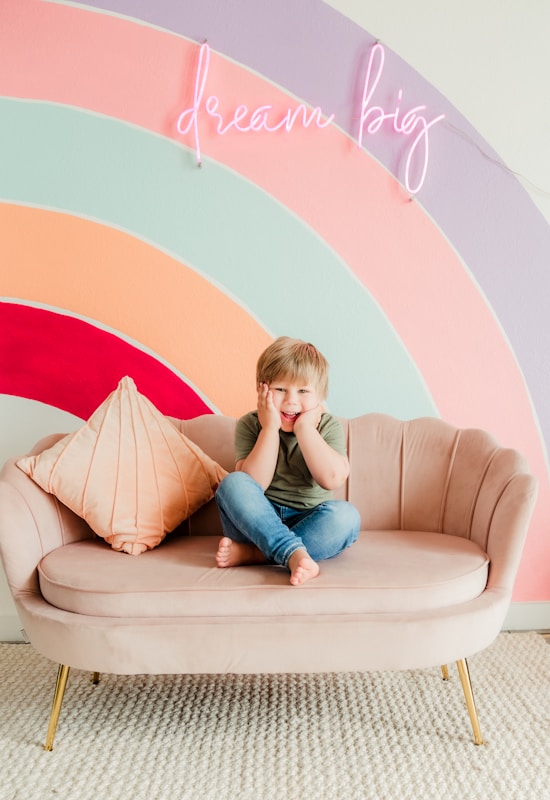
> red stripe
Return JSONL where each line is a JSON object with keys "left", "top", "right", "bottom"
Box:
{"left": 0, "top": 303, "right": 211, "bottom": 420}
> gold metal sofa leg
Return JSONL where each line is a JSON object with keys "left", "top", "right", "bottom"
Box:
{"left": 441, "top": 664, "right": 450, "bottom": 681}
{"left": 44, "top": 664, "right": 70, "bottom": 751}
{"left": 456, "top": 658, "right": 484, "bottom": 745}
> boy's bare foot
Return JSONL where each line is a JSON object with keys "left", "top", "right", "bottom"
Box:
{"left": 216, "top": 537, "right": 267, "bottom": 568}
{"left": 288, "top": 549, "right": 320, "bottom": 586}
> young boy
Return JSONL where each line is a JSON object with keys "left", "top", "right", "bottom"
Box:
{"left": 215, "top": 337, "right": 360, "bottom": 586}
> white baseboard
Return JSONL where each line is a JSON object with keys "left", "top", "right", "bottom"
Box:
{"left": 2, "top": 604, "right": 550, "bottom": 645}
{"left": 502, "top": 602, "right": 550, "bottom": 632}
{"left": 0, "top": 613, "right": 26, "bottom": 643}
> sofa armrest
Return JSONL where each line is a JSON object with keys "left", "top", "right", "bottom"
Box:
{"left": 0, "top": 456, "right": 94, "bottom": 597}
{"left": 484, "top": 471, "right": 538, "bottom": 593}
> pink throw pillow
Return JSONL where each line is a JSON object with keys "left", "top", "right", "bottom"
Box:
{"left": 17, "top": 376, "right": 227, "bottom": 554}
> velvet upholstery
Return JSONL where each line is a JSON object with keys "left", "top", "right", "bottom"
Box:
{"left": 0, "top": 413, "right": 538, "bottom": 677}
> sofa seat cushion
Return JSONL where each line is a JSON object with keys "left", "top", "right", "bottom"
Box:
{"left": 38, "top": 531, "right": 489, "bottom": 618}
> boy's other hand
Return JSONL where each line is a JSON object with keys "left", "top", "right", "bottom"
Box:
{"left": 257, "top": 383, "right": 281, "bottom": 431}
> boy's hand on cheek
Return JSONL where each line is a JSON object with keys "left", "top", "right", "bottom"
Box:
{"left": 257, "top": 383, "right": 281, "bottom": 431}
{"left": 294, "top": 404, "right": 323, "bottom": 434}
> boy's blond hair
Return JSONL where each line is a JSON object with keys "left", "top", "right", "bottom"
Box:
{"left": 256, "top": 337, "right": 329, "bottom": 400}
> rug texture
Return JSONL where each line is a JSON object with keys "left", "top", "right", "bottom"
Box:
{"left": 0, "top": 632, "right": 549, "bottom": 800}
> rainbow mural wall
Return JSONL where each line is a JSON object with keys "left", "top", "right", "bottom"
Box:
{"left": 1, "top": 0, "right": 549, "bottom": 603}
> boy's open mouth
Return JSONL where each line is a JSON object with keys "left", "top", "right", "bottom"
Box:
{"left": 281, "top": 411, "right": 299, "bottom": 422}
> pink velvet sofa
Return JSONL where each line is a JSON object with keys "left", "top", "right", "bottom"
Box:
{"left": 0, "top": 412, "right": 538, "bottom": 750}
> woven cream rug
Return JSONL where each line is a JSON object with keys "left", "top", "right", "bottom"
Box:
{"left": 1, "top": 632, "right": 549, "bottom": 800}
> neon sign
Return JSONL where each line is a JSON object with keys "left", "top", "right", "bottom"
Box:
{"left": 358, "top": 43, "right": 445, "bottom": 194}
{"left": 177, "top": 42, "right": 334, "bottom": 166}
{"left": 176, "top": 42, "right": 445, "bottom": 194}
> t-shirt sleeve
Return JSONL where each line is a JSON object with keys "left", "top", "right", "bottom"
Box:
{"left": 319, "top": 414, "right": 347, "bottom": 456}
{"left": 234, "top": 412, "right": 261, "bottom": 464}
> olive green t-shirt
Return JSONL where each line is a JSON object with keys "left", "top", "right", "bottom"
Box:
{"left": 234, "top": 411, "right": 347, "bottom": 510}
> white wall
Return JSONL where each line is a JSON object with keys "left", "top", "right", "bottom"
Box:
{"left": 0, "top": 399, "right": 82, "bottom": 640}
{"left": 325, "top": 0, "right": 550, "bottom": 226}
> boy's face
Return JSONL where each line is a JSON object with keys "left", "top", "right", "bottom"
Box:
{"left": 267, "top": 375, "right": 322, "bottom": 432}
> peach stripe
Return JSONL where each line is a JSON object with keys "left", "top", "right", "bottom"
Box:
{"left": 0, "top": 204, "right": 269, "bottom": 417}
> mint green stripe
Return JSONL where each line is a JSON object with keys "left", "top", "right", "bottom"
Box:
{"left": 0, "top": 100, "right": 436, "bottom": 419}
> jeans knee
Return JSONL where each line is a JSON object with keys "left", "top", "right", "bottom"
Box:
{"left": 348, "top": 506, "right": 361, "bottom": 545}
{"left": 216, "top": 471, "right": 248, "bottom": 501}
{"left": 215, "top": 471, "right": 267, "bottom": 520}
{"left": 347, "top": 502, "right": 361, "bottom": 536}
{"left": 331, "top": 501, "right": 361, "bottom": 545}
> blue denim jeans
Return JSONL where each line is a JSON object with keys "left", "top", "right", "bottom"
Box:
{"left": 215, "top": 471, "right": 360, "bottom": 567}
